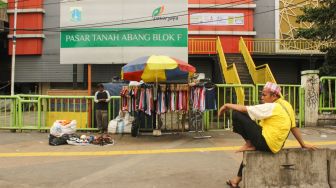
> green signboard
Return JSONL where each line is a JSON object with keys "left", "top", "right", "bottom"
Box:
{"left": 60, "top": 0, "right": 188, "bottom": 64}
{"left": 61, "top": 28, "right": 187, "bottom": 48}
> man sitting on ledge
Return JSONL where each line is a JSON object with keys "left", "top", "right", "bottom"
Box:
{"left": 218, "top": 82, "right": 317, "bottom": 188}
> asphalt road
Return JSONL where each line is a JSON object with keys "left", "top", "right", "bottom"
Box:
{"left": 0, "top": 127, "right": 335, "bottom": 188}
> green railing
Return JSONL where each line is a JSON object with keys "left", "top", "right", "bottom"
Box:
{"left": 40, "top": 96, "right": 94, "bottom": 130}
{"left": 0, "top": 95, "right": 19, "bottom": 129}
{"left": 17, "top": 94, "right": 41, "bottom": 130}
{"left": 256, "top": 84, "right": 304, "bottom": 128}
{"left": 319, "top": 77, "right": 336, "bottom": 113}
{"left": 0, "top": 83, "right": 311, "bottom": 131}
{"left": 0, "top": 95, "right": 121, "bottom": 131}
{"left": 207, "top": 84, "right": 255, "bottom": 130}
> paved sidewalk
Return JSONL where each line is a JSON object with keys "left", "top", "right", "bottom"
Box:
{"left": 0, "top": 127, "right": 335, "bottom": 188}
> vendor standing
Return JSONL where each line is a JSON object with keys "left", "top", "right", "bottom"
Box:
{"left": 94, "top": 84, "right": 110, "bottom": 133}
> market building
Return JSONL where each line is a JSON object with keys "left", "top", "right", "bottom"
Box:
{"left": 0, "top": 0, "right": 325, "bottom": 95}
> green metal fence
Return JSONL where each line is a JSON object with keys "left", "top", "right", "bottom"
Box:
{"left": 0, "top": 95, "right": 19, "bottom": 129}
{"left": 319, "top": 76, "right": 336, "bottom": 113}
{"left": 39, "top": 96, "right": 94, "bottom": 130}
{"left": 108, "top": 96, "right": 122, "bottom": 121}
{"left": 208, "top": 84, "right": 256, "bottom": 130}
{"left": 0, "top": 95, "right": 122, "bottom": 131}
{"left": 17, "top": 94, "right": 41, "bottom": 130}
{"left": 0, "top": 82, "right": 313, "bottom": 131}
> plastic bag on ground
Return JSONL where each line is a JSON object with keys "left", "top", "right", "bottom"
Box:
{"left": 108, "top": 111, "right": 133, "bottom": 134}
{"left": 50, "top": 120, "right": 77, "bottom": 137}
{"left": 49, "top": 134, "right": 70, "bottom": 146}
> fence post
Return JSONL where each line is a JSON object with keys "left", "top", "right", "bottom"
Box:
{"left": 37, "top": 96, "right": 41, "bottom": 129}
{"left": 301, "top": 70, "right": 319, "bottom": 126}
{"left": 17, "top": 96, "right": 22, "bottom": 129}
{"left": 299, "top": 87, "right": 305, "bottom": 128}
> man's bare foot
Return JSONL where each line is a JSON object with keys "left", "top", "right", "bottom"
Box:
{"left": 236, "top": 143, "right": 256, "bottom": 153}
{"left": 226, "top": 177, "right": 242, "bottom": 188}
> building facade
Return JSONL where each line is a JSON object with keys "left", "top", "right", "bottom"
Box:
{"left": 1, "top": 0, "right": 325, "bottom": 94}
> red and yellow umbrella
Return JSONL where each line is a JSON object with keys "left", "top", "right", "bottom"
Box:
{"left": 121, "top": 55, "right": 196, "bottom": 82}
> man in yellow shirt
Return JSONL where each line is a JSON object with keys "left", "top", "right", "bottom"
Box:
{"left": 218, "top": 82, "right": 316, "bottom": 188}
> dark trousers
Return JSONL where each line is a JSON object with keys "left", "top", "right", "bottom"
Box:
{"left": 232, "top": 110, "right": 271, "bottom": 177}
{"left": 96, "top": 110, "right": 108, "bottom": 133}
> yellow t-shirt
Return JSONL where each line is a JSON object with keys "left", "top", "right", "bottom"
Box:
{"left": 246, "top": 98, "right": 296, "bottom": 153}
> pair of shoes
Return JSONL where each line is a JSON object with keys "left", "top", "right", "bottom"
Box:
{"left": 226, "top": 180, "right": 240, "bottom": 188}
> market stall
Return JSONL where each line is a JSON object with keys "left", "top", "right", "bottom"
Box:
{"left": 120, "top": 55, "right": 216, "bottom": 136}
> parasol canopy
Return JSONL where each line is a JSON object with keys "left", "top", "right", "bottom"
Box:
{"left": 121, "top": 55, "right": 196, "bottom": 83}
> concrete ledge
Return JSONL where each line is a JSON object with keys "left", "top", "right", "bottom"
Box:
{"left": 301, "top": 70, "right": 320, "bottom": 75}
{"left": 319, "top": 114, "right": 336, "bottom": 119}
{"left": 318, "top": 114, "right": 336, "bottom": 126}
{"left": 243, "top": 148, "right": 331, "bottom": 188}
{"left": 329, "top": 149, "right": 336, "bottom": 188}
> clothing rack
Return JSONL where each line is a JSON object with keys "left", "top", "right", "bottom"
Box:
{"left": 120, "top": 82, "right": 217, "bottom": 135}
{"left": 189, "top": 81, "right": 217, "bottom": 139}
{"left": 120, "top": 83, "right": 190, "bottom": 134}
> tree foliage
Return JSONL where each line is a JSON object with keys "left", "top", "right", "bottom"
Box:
{"left": 296, "top": 0, "right": 336, "bottom": 76}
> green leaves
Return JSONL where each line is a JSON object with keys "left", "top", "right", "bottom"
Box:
{"left": 296, "top": 0, "right": 336, "bottom": 76}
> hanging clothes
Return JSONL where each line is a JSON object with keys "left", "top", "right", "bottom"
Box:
{"left": 120, "top": 87, "right": 129, "bottom": 111}
{"left": 121, "top": 84, "right": 190, "bottom": 115}
{"left": 190, "top": 82, "right": 216, "bottom": 112}
{"left": 205, "top": 87, "right": 217, "bottom": 110}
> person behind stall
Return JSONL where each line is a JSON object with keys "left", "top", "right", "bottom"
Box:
{"left": 112, "top": 76, "right": 121, "bottom": 82}
{"left": 218, "top": 82, "right": 317, "bottom": 188}
{"left": 94, "top": 84, "right": 111, "bottom": 133}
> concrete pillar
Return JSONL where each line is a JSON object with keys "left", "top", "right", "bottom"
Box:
{"left": 301, "top": 70, "right": 319, "bottom": 127}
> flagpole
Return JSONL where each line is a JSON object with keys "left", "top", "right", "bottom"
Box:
{"left": 10, "top": 0, "right": 18, "bottom": 95}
